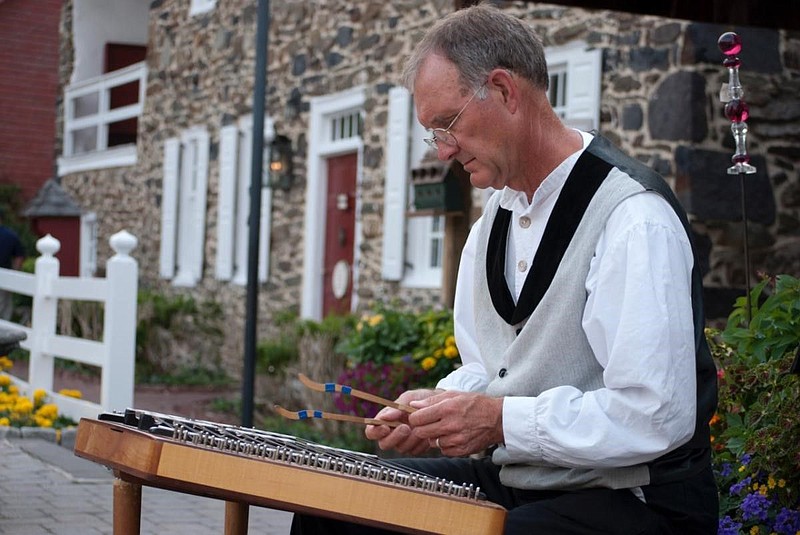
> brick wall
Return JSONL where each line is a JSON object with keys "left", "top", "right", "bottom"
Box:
{"left": 0, "top": 0, "right": 62, "bottom": 203}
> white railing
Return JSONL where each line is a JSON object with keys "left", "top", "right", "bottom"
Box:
{"left": 59, "top": 62, "right": 147, "bottom": 175}
{"left": 0, "top": 231, "right": 138, "bottom": 422}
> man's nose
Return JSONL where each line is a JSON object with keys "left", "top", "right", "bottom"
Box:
{"left": 437, "top": 143, "right": 458, "bottom": 161}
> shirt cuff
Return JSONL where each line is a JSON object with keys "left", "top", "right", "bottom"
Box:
{"left": 500, "top": 396, "right": 544, "bottom": 463}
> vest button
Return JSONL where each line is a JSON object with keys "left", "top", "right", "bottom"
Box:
{"left": 498, "top": 368, "right": 507, "bottom": 378}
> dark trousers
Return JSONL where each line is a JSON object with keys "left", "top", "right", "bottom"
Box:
{"left": 290, "top": 456, "right": 718, "bottom": 534}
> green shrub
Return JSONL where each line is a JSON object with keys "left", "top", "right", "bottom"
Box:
{"left": 334, "top": 304, "right": 419, "bottom": 366}
{"left": 709, "top": 274, "right": 800, "bottom": 534}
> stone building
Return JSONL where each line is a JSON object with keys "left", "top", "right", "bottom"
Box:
{"left": 52, "top": 0, "right": 799, "bottom": 372}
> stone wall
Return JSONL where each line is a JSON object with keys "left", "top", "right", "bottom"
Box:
{"left": 54, "top": 0, "right": 798, "bottom": 373}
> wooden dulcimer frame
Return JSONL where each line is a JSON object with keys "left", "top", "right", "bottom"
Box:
{"left": 73, "top": 411, "right": 506, "bottom": 535}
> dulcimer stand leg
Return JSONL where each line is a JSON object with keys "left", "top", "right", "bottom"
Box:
{"left": 224, "top": 501, "right": 250, "bottom": 535}
{"left": 113, "top": 476, "right": 142, "bottom": 535}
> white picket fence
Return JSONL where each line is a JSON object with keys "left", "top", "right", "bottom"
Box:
{"left": 0, "top": 231, "right": 138, "bottom": 422}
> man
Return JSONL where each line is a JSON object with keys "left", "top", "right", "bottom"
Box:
{"left": 292, "top": 4, "right": 718, "bottom": 534}
{"left": 0, "top": 207, "right": 25, "bottom": 320}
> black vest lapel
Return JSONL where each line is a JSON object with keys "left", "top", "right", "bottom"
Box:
{"left": 486, "top": 150, "right": 613, "bottom": 326}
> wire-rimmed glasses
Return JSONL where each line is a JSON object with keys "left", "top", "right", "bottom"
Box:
{"left": 423, "top": 83, "right": 486, "bottom": 150}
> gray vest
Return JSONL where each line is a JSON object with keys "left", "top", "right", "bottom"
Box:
{"left": 472, "top": 136, "right": 716, "bottom": 490}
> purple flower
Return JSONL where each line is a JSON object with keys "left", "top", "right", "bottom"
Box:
{"left": 739, "top": 453, "right": 752, "bottom": 466}
{"left": 729, "top": 476, "right": 751, "bottom": 496}
{"left": 719, "top": 462, "right": 732, "bottom": 478}
{"left": 740, "top": 491, "right": 770, "bottom": 522}
{"left": 718, "top": 515, "right": 742, "bottom": 535}
{"left": 773, "top": 507, "right": 800, "bottom": 535}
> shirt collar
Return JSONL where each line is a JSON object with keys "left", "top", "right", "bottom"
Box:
{"left": 499, "top": 130, "right": 594, "bottom": 214}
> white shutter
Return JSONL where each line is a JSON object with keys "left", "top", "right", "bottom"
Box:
{"left": 564, "top": 46, "right": 601, "bottom": 131}
{"left": 216, "top": 125, "right": 239, "bottom": 280}
{"left": 159, "top": 137, "right": 181, "bottom": 279}
{"left": 258, "top": 186, "right": 272, "bottom": 282}
{"left": 381, "top": 86, "right": 411, "bottom": 280}
{"left": 233, "top": 119, "right": 253, "bottom": 286}
{"left": 190, "top": 129, "right": 210, "bottom": 283}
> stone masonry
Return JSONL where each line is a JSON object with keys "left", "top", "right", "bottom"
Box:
{"left": 54, "top": 1, "right": 799, "bottom": 373}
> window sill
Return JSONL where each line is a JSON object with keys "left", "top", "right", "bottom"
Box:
{"left": 58, "top": 145, "right": 137, "bottom": 175}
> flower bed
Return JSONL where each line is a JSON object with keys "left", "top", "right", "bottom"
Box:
{"left": 0, "top": 355, "right": 80, "bottom": 430}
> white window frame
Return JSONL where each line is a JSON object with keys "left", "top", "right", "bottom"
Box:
{"left": 215, "top": 116, "right": 275, "bottom": 285}
{"left": 57, "top": 62, "right": 146, "bottom": 175}
{"left": 159, "top": 127, "right": 210, "bottom": 287}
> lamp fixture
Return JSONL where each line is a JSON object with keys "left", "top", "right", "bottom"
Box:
{"left": 268, "top": 134, "right": 293, "bottom": 191}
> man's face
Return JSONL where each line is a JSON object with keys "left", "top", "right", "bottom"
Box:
{"left": 414, "top": 55, "right": 509, "bottom": 191}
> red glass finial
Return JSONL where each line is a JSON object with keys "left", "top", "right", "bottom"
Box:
{"left": 725, "top": 99, "right": 749, "bottom": 123}
{"left": 718, "top": 32, "right": 742, "bottom": 56}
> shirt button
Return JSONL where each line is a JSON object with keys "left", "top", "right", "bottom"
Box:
{"left": 519, "top": 216, "right": 531, "bottom": 229}
{"left": 498, "top": 368, "right": 507, "bottom": 378}
{"left": 517, "top": 260, "right": 528, "bottom": 272}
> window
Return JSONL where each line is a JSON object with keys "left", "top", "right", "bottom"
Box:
{"left": 548, "top": 64, "right": 568, "bottom": 117}
{"left": 159, "top": 127, "right": 210, "bottom": 287}
{"left": 545, "top": 42, "right": 602, "bottom": 131}
{"left": 216, "top": 117, "right": 273, "bottom": 285}
{"left": 58, "top": 62, "right": 147, "bottom": 174}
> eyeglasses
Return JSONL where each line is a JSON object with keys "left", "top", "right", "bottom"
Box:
{"left": 423, "top": 83, "right": 486, "bottom": 150}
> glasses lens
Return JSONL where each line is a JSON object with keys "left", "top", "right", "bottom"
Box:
{"left": 437, "top": 130, "right": 456, "bottom": 147}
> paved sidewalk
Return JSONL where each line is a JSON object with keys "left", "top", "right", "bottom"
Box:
{"left": 0, "top": 438, "right": 293, "bottom": 535}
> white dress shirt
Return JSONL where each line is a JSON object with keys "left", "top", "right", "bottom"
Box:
{"left": 438, "top": 131, "right": 698, "bottom": 468}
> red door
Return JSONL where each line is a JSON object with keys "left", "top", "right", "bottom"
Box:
{"left": 322, "top": 153, "right": 357, "bottom": 317}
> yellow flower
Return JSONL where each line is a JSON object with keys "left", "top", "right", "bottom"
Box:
{"left": 0, "top": 417, "right": 10, "bottom": 426}
{"left": 8, "top": 385, "right": 18, "bottom": 395}
{"left": 768, "top": 476, "right": 776, "bottom": 489}
{"left": 421, "top": 357, "right": 437, "bottom": 371}
{"left": 433, "top": 348, "right": 443, "bottom": 358}
{"left": 739, "top": 465, "right": 746, "bottom": 473}
{"left": 0, "top": 355, "right": 13, "bottom": 371}
{"left": 0, "top": 374, "right": 11, "bottom": 387}
{"left": 36, "top": 403, "right": 59, "bottom": 420}
{"left": 34, "top": 389, "right": 47, "bottom": 405}
{"left": 368, "top": 314, "right": 384, "bottom": 327}
{"left": 749, "top": 526, "right": 759, "bottom": 535}
{"left": 33, "top": 415, "right": 53, "bottom": 428}
{"left": 445, "top": 336, "right": 456, "bottom": 347}
{"left": 58, "top": 389, "right": 83, "bottom": 399}
{"left": 777, "top": 479, "right": 786, "bottom": 488}
{"left": 14, "top": 397, "right": 33, "bottom": 414}
{"left": 443, "top": 345, "right": 459, "bottom": 359}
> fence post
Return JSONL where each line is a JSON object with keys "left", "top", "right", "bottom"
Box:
{"left": 28, "top": 235, "right": 60, "bottom": 394}
{"left": 101, "top": 230, "right": 138, "bottom": 412}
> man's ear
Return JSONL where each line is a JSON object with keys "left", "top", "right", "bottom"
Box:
{"left": 487, "top": 69, "right": 519, "bottom": 114}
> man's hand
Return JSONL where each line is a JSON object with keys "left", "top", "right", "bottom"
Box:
{"left": 408, "top": 391, "right": 504, "bottom": 457}
{"left": 365, "top": 389, "right": 440, "bottom": 455}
